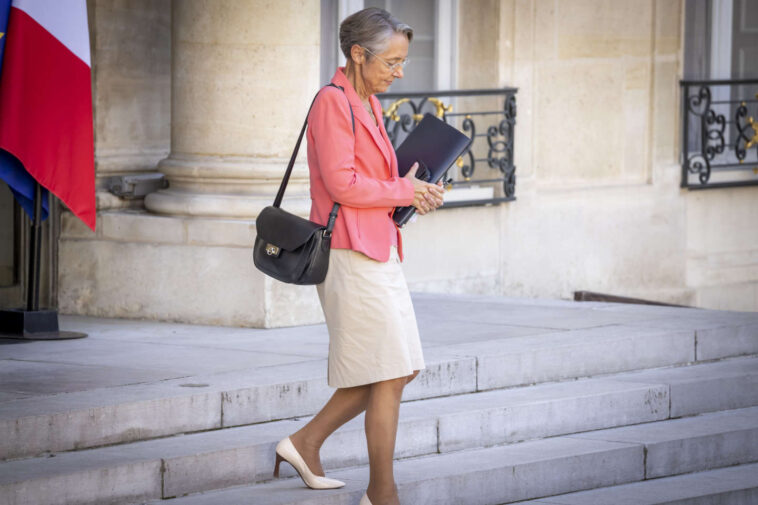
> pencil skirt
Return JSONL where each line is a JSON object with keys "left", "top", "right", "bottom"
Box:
{"left": 316, "top": 246, "right": 426, "bottom": 388}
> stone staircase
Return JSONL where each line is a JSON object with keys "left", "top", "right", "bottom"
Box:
{"left": 1, "top": 294, "right": 757, "bottom": 505}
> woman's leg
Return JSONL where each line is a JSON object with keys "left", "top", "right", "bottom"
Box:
{"left": 287, "top": 369, "right": 419, "bottom": 484}
{"left": 365, "top": 375, "right": 410, "bottom": 505}
{"left": 406, "top": 369, "right": 419, "bottom": 385}
{"left": 289, "top": 384, "right": 371, "bottom": 476}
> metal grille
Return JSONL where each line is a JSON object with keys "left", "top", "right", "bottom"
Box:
{"left": 680, "top": 79, "right": 758, "bottom": 189}
{"left": 378, "top": 87, "right": 518, "bottom": 207}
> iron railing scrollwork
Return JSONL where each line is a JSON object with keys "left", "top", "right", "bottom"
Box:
{"left": 680, "top": 79, "right": 758, "bottom": 189}
{"left": 378, "top": 87, "right": 517, "bottom": 207}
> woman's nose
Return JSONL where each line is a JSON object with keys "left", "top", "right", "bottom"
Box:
{"left": 394, "top": 66, "right": 404, "bottom": 79}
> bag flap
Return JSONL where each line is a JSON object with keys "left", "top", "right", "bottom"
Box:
{"left": 256, "top": 206, "right": 323, "bottom": 251}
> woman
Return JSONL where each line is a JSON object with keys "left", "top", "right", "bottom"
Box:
{"left": 272, "top": 7, "right": 444, "bottom": 505}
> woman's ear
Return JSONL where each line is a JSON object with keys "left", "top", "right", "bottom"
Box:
{"left": 350, "top": 44, "right": 364, "bottom": 65}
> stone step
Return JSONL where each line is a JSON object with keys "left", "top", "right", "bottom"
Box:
{"left": 2, "top": 359, "right": 757, "bottom": 505}
{"left": 0, "top": 323, "right": 708, "bottom": 461}
{"left": 142, "top": 435, "right": 647, "bottom": 505}
{"left": 609, "top": 355, "right": 758, "bottom": 417}
{"left": 441, "top": 323, "right": 696, "bottom": 392}
{"left": 570, "top": 406, "right": 758, "bottom": 479}
{"left": 137, "top": 406, "right": 758, "bottom": 505}
{"left": 514, "top": 462, "right": 758, "bottom": 504}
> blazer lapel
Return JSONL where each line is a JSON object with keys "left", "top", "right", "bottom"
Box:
{"left": 331, "top": 69, "right": 392, "bottom": 172}
{"left": 358, "top": 98, "right": 391, "bottom": 170}
{"left": 376, "top": 100, "right": 399, "bottom": 177}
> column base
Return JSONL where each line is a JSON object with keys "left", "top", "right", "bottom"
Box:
{"left": 58, "top": 211, "right": 324, "bottom": 328}
{"left": 144, "top": 189, "right": 311, "bottom": 219}
{"left": 144, "top": 154, "right": 312, "bottom": 219}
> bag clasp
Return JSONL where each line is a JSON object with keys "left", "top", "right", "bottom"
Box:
{"left": 265, "top": 243, "right": 281, "bottom": 256}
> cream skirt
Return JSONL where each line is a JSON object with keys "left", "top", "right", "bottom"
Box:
{"left": 316, "top": 246, "right": 426, "bottom": 388}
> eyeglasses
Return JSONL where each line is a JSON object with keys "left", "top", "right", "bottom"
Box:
{"left": 362, "top": 46, "right": 409, "bottom": 72}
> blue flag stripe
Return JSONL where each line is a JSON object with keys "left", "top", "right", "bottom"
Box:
{"left": 0, "top": 150, "right": 49, "bottom": 220}
{"left": 0, "top": 0, "right": 10, "bottom": 73}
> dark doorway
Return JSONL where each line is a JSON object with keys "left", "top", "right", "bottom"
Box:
{"left": 0, "top": 181, "right": 59, "bottom": 310}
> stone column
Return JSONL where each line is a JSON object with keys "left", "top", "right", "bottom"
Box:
{"left": 145, "top": 0, "right": 319, "bottom": 219}
{"left": 89, "top": 0, "right": 171, "bottom": 210}
{"left": 58, "top": 1, "right": 324, "bottom": 328}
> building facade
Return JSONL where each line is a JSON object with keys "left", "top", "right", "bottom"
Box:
{"left": 0, "top": 0, "right": 756, "bottom": 326}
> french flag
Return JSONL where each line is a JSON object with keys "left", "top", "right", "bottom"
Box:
{"left": 0, "top": 0, "right": 96, "bottom": 230}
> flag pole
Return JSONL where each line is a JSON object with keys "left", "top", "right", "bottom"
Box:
{"left": 26, "top": 180, "right": 42, "bottom": 311}
{"left": 0, "top": 181, "right": 86, "bottom": 340}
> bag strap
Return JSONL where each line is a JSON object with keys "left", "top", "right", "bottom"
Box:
{"left": 273, "top": 84, "right": 355, "bottom": 236}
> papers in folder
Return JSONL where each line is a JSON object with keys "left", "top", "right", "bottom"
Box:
{"left": 393, "top": 113, "right": 473, "bottom": 227}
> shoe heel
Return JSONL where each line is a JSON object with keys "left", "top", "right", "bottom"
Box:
{"left": 273, "top": 436, "right": 345, "bottom": 489}
{"left": 273, "top": 452, "right": 283, "bottom": 478}
{"left": 359, "top": 493, "right": 373, "bottom": 505}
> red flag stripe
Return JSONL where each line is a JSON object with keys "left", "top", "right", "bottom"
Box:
{"left": 0, "top": 6, "right": 95, "bottom": 230}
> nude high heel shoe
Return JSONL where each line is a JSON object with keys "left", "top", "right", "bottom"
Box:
{"left": 359, "top": 493, "right": 372, "bottom": 505}
{"left": 273, "top": 436, "right": 345, "bottom": 489}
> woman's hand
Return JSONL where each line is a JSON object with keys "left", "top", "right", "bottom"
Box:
{"left": 403, "top": 162, "right": 445, "bottom": 215}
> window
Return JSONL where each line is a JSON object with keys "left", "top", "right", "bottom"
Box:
{"left": 681, "top": 0, "right": 758, "bottom": 187}
{"left": 320, "top": 0, "right": 456, "bottom": 91}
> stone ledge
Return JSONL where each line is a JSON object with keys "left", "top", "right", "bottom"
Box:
{"left": 57, "top": 233, "right": 325, "bottom": 328}
{"left": 62, "top": 210, "right": 258, "bottom": 248}
{"left": 99, "top": 211, "right": 187, "bottom": 244}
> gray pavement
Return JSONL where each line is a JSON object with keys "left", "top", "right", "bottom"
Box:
{"left": 0, "top": 293, "right": 602, "bottom": 400}
{"left": 1, "top": 292, "right": 754, "bottom": 402}
{"left": 1, "top": 293, "right": 757, "bottom": 505}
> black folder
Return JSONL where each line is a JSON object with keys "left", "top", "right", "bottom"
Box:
{"left": 393, "top": 113, "right": 473, "bottom": 227}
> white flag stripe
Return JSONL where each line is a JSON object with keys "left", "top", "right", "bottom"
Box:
{"left": 12, "top": 0, "right": 90, "bottom": 66}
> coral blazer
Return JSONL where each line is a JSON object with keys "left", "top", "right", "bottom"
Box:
{"left": 307, "top": 68, "right": 414, "bottom": 263}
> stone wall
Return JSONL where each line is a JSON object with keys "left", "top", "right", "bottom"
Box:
{"left": 402, "top": 0, "right": 758, "bottom": 311}
{"left": 687, "top": 188, "right": 758, "bottom": 311}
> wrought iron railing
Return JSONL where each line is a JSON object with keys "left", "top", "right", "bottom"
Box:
{"left": 680, "top": 79, "right": 758, "bottom": 189}
{"left": 377, "top": 88, "right": 517, "bottom": 207}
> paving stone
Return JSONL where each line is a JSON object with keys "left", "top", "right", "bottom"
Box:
{"left": 412, "top": 295, "right": 645, "bottom": 330}
{"left": 570, "top": 406, "right": 758, "bottom": 478}
{"left": 417, "top": 318, "right": 556, "bottom": 346}
{"left": 0, "top": 359, "right": 179, "bottom": 395}
{"left": 0, "top": 338, "right": 310, "bottom": 374}
{"left": 514, "top": 462, "right": 758, "bottom": 504}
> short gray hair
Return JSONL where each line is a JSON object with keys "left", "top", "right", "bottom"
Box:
{"left": 339, "top": 7, "right": 413, "bottom": 61}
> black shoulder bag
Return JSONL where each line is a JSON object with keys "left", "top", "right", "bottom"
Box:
{"left": 253, "top": 84, "right": 355, "bottom": 285}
